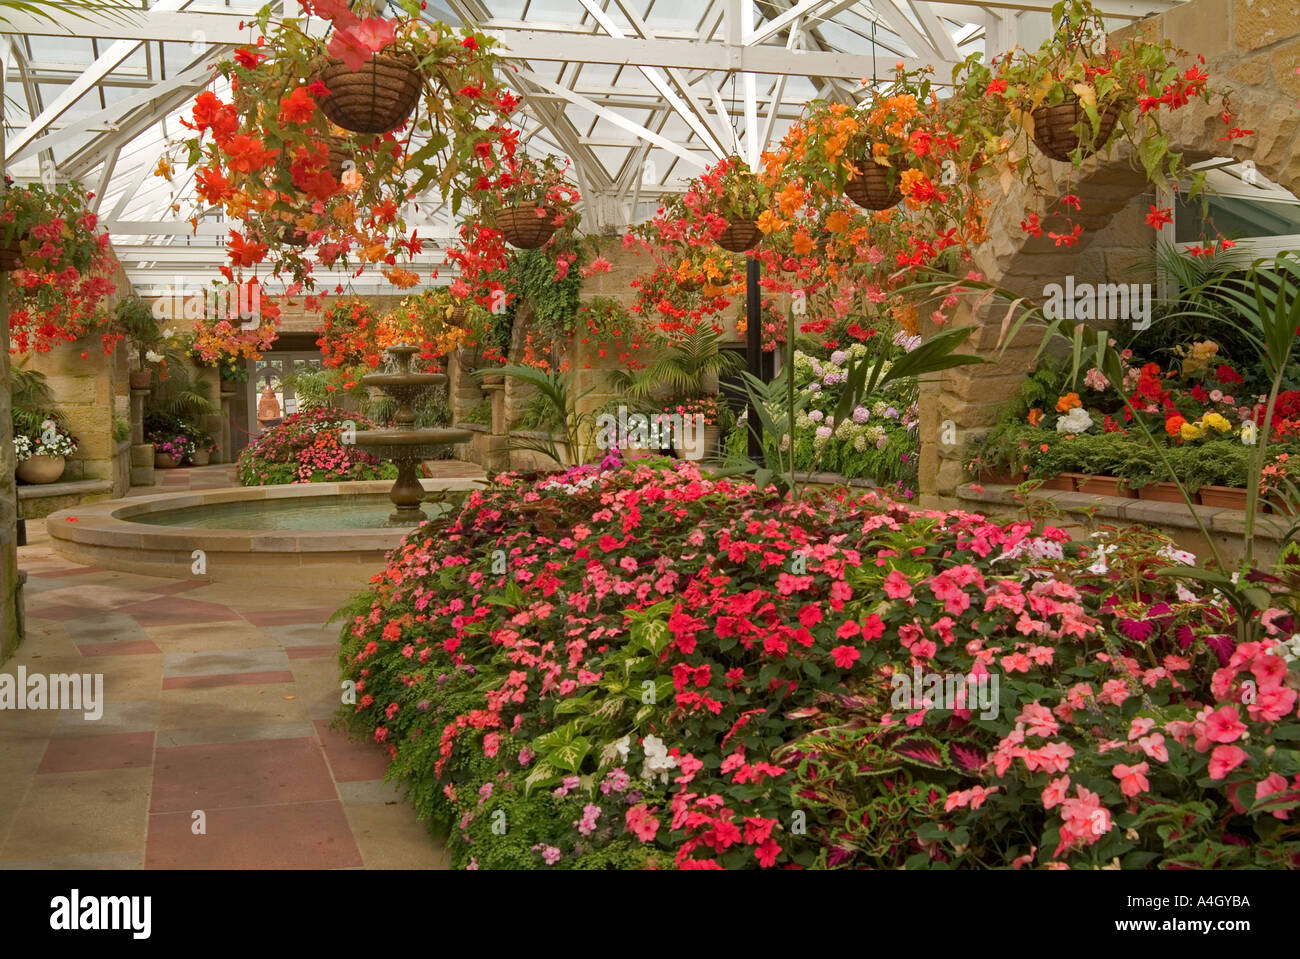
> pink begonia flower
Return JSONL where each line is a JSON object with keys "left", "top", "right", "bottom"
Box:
{"left": 1208, "top": 744, "right": 1249, "bottom": 780}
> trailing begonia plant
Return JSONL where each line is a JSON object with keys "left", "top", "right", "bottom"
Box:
{"left": 173, "top": 0, "right": 517, "bottom": 296}
{"left": 3, "top": 181, "right": 119, "bottom": 355}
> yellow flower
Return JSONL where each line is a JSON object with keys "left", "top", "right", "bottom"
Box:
{"left": 1181, "top": 421, "right": 1204, "bottom": 441}
{"left": 1203, "top": 412, "right": 1231, "bottom": 433}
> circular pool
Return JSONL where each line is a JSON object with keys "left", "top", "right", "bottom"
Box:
{"left": 46, "top": 479, "right": 483, "bottom": 586}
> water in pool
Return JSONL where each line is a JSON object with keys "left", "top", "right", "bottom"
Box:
{"left": 136, "top": 494, "right": 462, "bottom": 531}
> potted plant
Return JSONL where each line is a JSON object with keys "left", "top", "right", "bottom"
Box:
{"left": 1119, "top": 442, "right": 1187, "bottom": 502}
{"left": 190, "top": 433, "right": 218, "bottom": 467}
{"left": 701, "top": 158, "right": 769, "bottom": 253}
{"left": 790, "top": 66, "right": 941, "bottom": 212}
{"left": 665, "top": 394, "right": 730, "bottom": 461}
{"left": 13, "top": 422, "right": 76, "bottom": 484}
{"left": 151, "top": 433, "right": 192, "bottom": 469}
{"left": 174, "top": 1, "right": 514, "bottom": 290}
{"left": 5, "top": 180, "right": 120, "bottom": 356}
{"left": 487, "top": 153, "right": 581, "bottom": 250}
{"left": 1184, "top": 441, "right": 1255, "bottom": 509}
{"left": 114, "top": 296, "right": 164, "bottom": 390}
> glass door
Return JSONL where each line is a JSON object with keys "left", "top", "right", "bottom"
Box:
{"left": 246, "top": 352, "right": 324, "bottom": 439}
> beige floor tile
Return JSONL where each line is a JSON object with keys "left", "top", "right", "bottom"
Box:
{"left": 158, "top": 682, "right": 309, "bottom": 730}
{"left": 0, "top": 767, "right": 152, "bottom": 862}
{"left": 342, "top": 802, "right": 450, "bottom": 870}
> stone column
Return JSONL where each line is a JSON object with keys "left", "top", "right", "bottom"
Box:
{"left": 130, "top": 385, "right": 155, "bottom": 487}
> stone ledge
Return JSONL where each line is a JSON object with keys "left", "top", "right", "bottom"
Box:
{"left": 956, "top": 483, "right": 1289, "bottom": 541}
{"left": 17, "top": 479, "right": 112, "bottom": 502}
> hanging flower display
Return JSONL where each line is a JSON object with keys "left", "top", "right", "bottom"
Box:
{"left": 3, "top": 182, "right": 120, "bottom": 355}
{"left": 172, "top": 0, "right": 518, "bottom": 300}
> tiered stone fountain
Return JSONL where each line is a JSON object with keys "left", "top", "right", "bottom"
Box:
{"left": 354, "top": 344, "right": 472, "bottom": 525}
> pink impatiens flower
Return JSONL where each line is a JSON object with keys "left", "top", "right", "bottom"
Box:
{"left": 883, "top": 569, "right": 912, "bottom": 599}
{"left": 1208, "top": 744, "right": 1248, "bottom": 780}
{"left": 625, "top": 804, "right": 661, "bottom": 842}
{"left": 1113, "top": 762, "right": 1150, "bottom": 798}
{"left": 1204, "top": 705, "right": 1247, "bottom": 744}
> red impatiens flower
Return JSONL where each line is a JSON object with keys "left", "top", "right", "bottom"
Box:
{"left": 831, "top": 645, "right": 860, "bottom": 669}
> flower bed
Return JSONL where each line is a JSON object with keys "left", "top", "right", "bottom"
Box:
{"left": 970, "top": 345, "right": 1300, "bottom": 504}
{"left": 238, "top": 407, "right": 395, "bottom": 485}
{"left": 336, "top": 461, "right": 1300, "bottom": 869}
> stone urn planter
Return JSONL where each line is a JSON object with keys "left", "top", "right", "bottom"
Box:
{"left": 129, "top": 370, "right": 152, "bottom": 391}
{"left": 190, "top": 449, "right": 211, "bottom": 466}
{"left": 673, "top": 424, "right": 722, "bottom": 461}
{"left": 16, "top": 454, "right": 65, "bottom": 484}
{"left": 154, "top": 452, "right": 182, "bottom": 469}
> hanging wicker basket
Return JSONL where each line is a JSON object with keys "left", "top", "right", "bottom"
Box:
{"left": 447, "top": 304, "right": 470, "bottom": 328}
{"left": 0, "top": 231, "right": 27, "bottom": 272}
{"left": 496, "top": 204, "right": 558, "bottom": 249}
{"left": 845, "top": 158, "right": 903, "bottom": 211}
{"left": 327, "top": 134, "right": 353, "bottom": 181}
{"left": 314, "top": 51, "right": 423, "bottom": 135}
{"left": 716, "top": 217, "right": 761, "bottom": 253}
{"left": 1030, "top": 97, "right": 1124, "bottom": 162}
{"left": 280, "top": 226, "right": 309, "bottom": 247}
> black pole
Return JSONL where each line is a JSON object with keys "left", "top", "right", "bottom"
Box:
{"left": 745, "top": 255, "right": 763, "bottom": 460}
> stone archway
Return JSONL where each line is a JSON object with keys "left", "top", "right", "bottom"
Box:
{"left": 920, "top": 0, "right": 1300, "bottom": 505}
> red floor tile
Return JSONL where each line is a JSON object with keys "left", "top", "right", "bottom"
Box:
{"left": 285, "top": 645, "right": 337, "bottom": 660}
{"left": 25, "top": 604, "right": 106, "bottom": 622}
{"left": 149, "top": 737, "right": 336, "bottom": 813}
{"left": 27, "top": 565, "right": 101, "bottom": 578}
{"left": 242, "top": 608, "right": 338, "bottom": 627}
{"left": 313, "top": 720, "right": 391, "bottom": 783}
{"left": 38, "top": 731, "right": 155, "bottom": 773}
{"left": 79, "top": 640, "right": 162, "bottom": 657}
{"left": 145, "top": 801, "right": 363, "bottom": 869}
{"left": 120, "top": 597, "right": 241, "bottom": 626}
{"left": 144, "top": 580, "right": 212, "bottom": 595}
{"left": 161, "top": 669, "right": 295, "bottom": 691}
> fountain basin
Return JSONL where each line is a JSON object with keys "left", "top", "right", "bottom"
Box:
{"left": 46, "top": 478, "right": 484, "bottom": 587}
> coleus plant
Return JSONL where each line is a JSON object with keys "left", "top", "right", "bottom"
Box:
{"left": 173, "top": 0, "right": 518, "bottom": 299}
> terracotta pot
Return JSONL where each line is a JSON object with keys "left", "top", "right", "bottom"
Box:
{"left": 1036, "top": 473, "right": 1078, "bottom": 491}
{"left": 190, "top": 449, "right": 211, "bottom": 466}
{"left": 1267, "top": 495, "right": 1296, "bottom": 516}
{"left": 1136, "top": 481, "right": 1186, "bottom": 503}
{"left": 129, "top": 370, "right": 152, "bottom": 390}
{"left": 314, "top": 51, "right": 422, "bottom": 134}
{"left": 496, "top": 204, "right": 558, "bottom": 249}
{"left": 1030, "top": 97, "right": 1124, "bottom": 162}
{"left": 154, "top": 452, "right": 182, "bottom": 470}
{"left": 16, "top": 454, "right": 65, "bottom": 484}
{"left": 1196, "top": 485, "right": 1256, "bottom": 510}
{"left": 1076, "top": 474, "right": 1136, "bottom": 498}
{"left": 975, "top": 469, "right": 1017, "bottom": 486}
{"left": 845, "top": 157, "right": 903, "bottom": 210}
{"left": 716, "top": 218, "right": 761, "bottom": 253}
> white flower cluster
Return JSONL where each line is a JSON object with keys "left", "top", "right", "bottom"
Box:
{"left": 14, "top": 422, "right": 77, "bottom": 459}
{"left": 1278, "top": 634, "right": 1300, "bottom": 665}
{"left": 639, "top": 734, "right": 678, "bottom": 784}
{"left": 1056, "top": 407, "right": 1094, "bottom": 434}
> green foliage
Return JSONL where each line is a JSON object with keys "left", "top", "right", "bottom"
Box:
{"left": 10, "top": 362, "right": 65, "bottom": 438}
{"left": 462, "top": 399, "right": 492, "bottom": 426}
{"left": 484, "top": 364, "right": 597, "bottom": 465}
{"left": 608, "top": 325, "right": 741, "bottom": 400}
{"left": 505, "top": 248, "right": 583, "bottom": 346}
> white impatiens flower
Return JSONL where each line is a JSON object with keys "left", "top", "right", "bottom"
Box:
{"left": 640, "top": 735, "right": 678, "bottom": 783}
{"left": 1157, "top": 545, "right": 1197, "bottom": 566}
{"left": 1056, "top": 407, "right": 1094, "bottom": 434}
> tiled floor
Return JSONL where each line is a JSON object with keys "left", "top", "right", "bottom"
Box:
{"left": 1, "top": 466, "right": 462, "bottom": 870}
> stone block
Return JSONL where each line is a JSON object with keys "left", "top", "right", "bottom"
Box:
{"left": 1235, "top": 0, "right": 1300, "bottom": 50}
{"left": 1163, "top": 0, "right": 1233, "bottom": 57}
{"left": 130, "top": 443, "right": 155, "bottom": 467}
{"left": 130, "top": 465, "right": 156, "bottom": 487}
{"left": 1228, "top": 51, "right": 1273, "bottom": 85}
